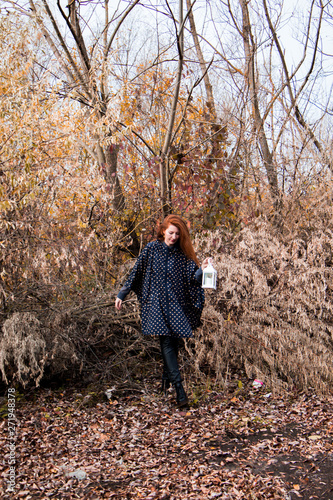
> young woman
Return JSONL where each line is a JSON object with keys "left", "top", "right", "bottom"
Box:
{"left": 115, "top": 215, "right": 209, "bottom": 407}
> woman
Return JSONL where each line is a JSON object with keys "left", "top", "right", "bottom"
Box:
{"left": 115, "top": 215, "right": 209, "bottom": 407}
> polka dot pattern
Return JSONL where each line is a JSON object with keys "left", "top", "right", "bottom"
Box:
{"left": 120, "top": 240, "right": 205, "bottom": 338}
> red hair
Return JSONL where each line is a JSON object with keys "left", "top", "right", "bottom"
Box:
{"left": 157, "top": 215, "right": 199, "bottom": 265}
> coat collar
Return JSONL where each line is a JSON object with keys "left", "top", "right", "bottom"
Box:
{"left": 157, "top": 239, "right": 180, "bottom": 254}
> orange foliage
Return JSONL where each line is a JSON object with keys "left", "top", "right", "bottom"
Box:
{"left": 113, "top": 62, "right": 240, "bottom": 231}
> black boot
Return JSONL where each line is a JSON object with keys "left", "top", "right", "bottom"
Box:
{"left": 160, "top": 336, "right": 187, "bottom": 405}
{"left": 175, "top": 382, "right": 188, "bottom": 407}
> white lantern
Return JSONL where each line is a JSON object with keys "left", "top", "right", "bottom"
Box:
{"left": 202, "top": 258, "right": 217, "bottom": 289}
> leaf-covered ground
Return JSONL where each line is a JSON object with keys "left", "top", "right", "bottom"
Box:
{"left": 1, "top": 381, "right": 332, "bottom": 499}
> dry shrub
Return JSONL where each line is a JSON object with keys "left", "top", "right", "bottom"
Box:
{"left": 189, "top": 220, "right": 333, "bottom": 394}
{"left": 2, "top": 190, "right": 333, "bottom": 394}
{"left": 0, "top": 312, "right": 46, "bottom": 386}
{"left": 44, "top": 313, "right": 79, "bottom": 377}
{"left": 0, "top": 312, "right": 79, "bottom": 386}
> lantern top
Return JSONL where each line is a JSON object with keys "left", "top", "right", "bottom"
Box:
{"left": 205, "top": 258, "right": 215, "bottom": 271}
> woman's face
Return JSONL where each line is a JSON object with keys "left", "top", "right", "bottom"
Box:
{"left": 164, "top": 224, "right": 180, "bottom": 246}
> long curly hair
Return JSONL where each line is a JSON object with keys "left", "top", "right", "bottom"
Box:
{"left": 157, "top": 214, "right": 199, "bottom": 265}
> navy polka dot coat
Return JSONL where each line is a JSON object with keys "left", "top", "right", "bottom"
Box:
{"left": 117, "top": 240, "right": 205, "bottom": 338}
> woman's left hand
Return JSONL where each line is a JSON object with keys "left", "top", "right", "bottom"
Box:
{"left": 115, "top": 297, "right": 123, "bottom": 310}
{"left": 201, "top": 257, "right": 211, "bottom": 270}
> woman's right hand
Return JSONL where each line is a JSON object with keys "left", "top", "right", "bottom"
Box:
{"left": 201, "top": 257, "right": 211, "bottom": 270}
{"left": 115, "top": 298, "right": 123, "bottom": 310}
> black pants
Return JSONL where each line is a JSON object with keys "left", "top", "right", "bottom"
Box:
{"left": 159, "top": 336, "right": 181, "bottom": 385}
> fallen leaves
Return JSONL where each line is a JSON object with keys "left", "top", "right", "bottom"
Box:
{"left": 0, "top": 385, "right": 332, "bottom": 499}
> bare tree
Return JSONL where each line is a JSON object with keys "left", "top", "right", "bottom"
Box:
{"left": 24, "top": 0, "right": 143, "bottom": 213}
{"left": 262, "top": 0, "right": 331, "bottom": 170}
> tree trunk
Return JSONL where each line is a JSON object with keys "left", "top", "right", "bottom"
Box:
{"left": 239, "top": 0, "right": 282, "bottom": 218}
{"left": 186, "top": 0, "right": 216, "bottom": 119}
{"left": 160, "top": 0, "right": 184, "bottom": 218}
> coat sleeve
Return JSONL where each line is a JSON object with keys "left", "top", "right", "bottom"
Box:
{"left": 194, "top": 267, "right": 203, "bottom": 284}
{"left": 185, "top": 259, "right": 205, "bottom": 329}
{"left": 116, "top": 243, "right": 152, "bottom": 301}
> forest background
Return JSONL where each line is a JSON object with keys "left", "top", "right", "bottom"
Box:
{"left": 1, "top": 0, "right": 333, "bottom": 396}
